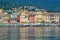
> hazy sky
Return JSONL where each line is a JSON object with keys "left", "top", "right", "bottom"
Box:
{"left": 0, "top": 0, "right": 60, "bottom": 12}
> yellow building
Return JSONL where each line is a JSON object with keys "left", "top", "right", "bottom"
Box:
{"left": 10, "top": 18, "right": 17, "bottom": 23}
{"left": 21, "top": 9, "right": 29, "bottom": 15}
{"left": 0, "top": 9, "right": 3, "bottom": 16}
{"left": 59, "top": 14, "right": 60, "bottom": 23}
{"left": 20, "top": 18, "right": 29, "bottom": 24}
{"left": 20, "top": 9, "right": 29, "bottom": 24}
{"left": 2, "top": 14, "right": 10, "bottom": 20}
{"left": 34, "top": 11, "right": 46, "bottom": 24}
{"left": 2, "top": 14, "right": 11, "bottom": 23}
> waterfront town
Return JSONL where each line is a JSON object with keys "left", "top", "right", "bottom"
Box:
{"left": 0, "top": 6, "right": 60, "bottom": 40}
{"left": 0, "top": 6, "right": 60, "bottom": 25}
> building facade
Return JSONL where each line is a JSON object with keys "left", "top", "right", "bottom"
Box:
{"left": 44, "top": 12, "right": 60, "bottom": 24}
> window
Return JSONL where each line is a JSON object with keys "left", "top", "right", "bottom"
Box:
{"left": 37, "top": 18, "right": 42, "bottom": 20}
{"left": 49, "top": 14, "right": 54, "bottom": 17}
{"left": 0, "top": 17, "right": 2, "bottom": 19}
{"left": 50, "top": 18, "right": 54, "bottom": 20}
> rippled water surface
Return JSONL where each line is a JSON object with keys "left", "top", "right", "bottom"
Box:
{"left": 0, "top": 26, "right": 60, "bottom": 40}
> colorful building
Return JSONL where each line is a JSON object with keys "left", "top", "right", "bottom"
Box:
{"left": 0, "top": 8, "right": 60, "bottom": 24}
{"left": 2, "top": 14, "right": 11, "bottom": 23}
{"left": 0, "top": 9, "right": 3, "bottom": 17}
{"left": 44, "top": 12, "right": 60, "bottom": 23}
{"left": 34, "top": 11, "right": 46, "bottom": 24}
{"left": 20, "top": 18, "right": 29, "bottom": 24}
{"left": 28, "top": 12, "right": 35, "bottom": 24}
{"left": 21, "top": 9, "right": 29, "bottom": 15}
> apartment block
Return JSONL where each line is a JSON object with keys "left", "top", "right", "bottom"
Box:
{"left": 44, "top": 12, "right": 60, "bottom": 23}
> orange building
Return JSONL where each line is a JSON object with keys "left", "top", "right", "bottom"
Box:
{"left": 29, "top": 14, "right": 35, "bottom": 23}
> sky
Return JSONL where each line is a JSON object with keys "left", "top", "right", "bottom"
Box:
{"left": 0, "top": 0, "right": 60, "bottom": 12}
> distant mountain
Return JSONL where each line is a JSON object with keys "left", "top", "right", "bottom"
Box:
{"left": 0, "top": 0, "right": 60, "bottom": 12}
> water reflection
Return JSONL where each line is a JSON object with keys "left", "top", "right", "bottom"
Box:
{"left": 0, "top": 26, "right": 60, "bottom": 40}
